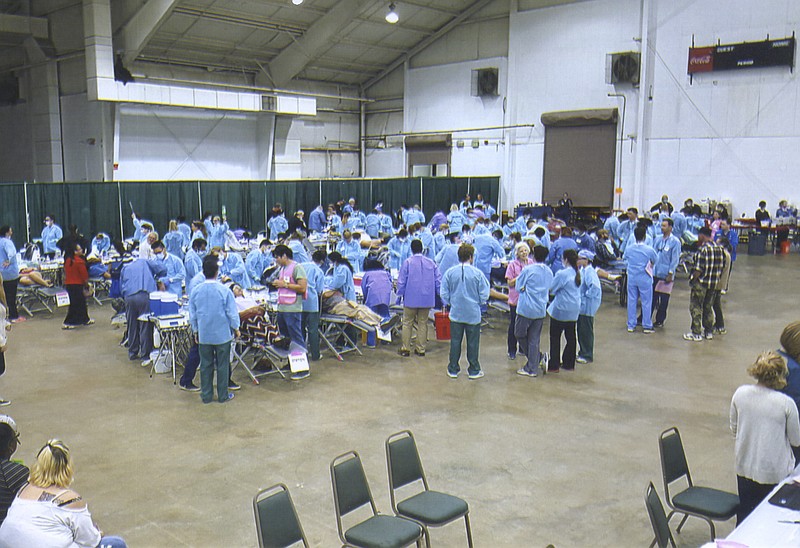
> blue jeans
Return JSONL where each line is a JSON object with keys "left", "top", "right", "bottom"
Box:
{"left": 278, "top": 311, "right": 306, "bottom": 350}
{"left": 448, "top": 321, "right": 481, "bottom": 376}
{"left": 198, "top": 342, "right": 231, "bottom": 403}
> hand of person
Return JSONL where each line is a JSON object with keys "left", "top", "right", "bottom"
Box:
{"left": 131, "top": 213, "right": 136, "bottom": 220}
{"left": 1, "top": 261, "right": 8, "bottom": 268}
{"left": 157, "top": 282, "right": 166, "bottom": 291}
{"left": 0, "top": 345, "right": 5, "bottom": 354}
{"left": 234, "top": 329, "right": 241, "bottom": 339}
{"left": 666, "top": 273, "right": 673, "bottom": 283}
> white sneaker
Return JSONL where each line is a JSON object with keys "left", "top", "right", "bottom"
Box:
{"left": 516, "top": 368, "right": 537, "bottom": 377}
{"left": 468, "top": 370, "right": 485, "bottom": 380}
{"left": 704, "top": 332, "right": 713, "bottom": 340}
{"left": 683, "top": 332, "right": 703, "bottom": 342}
{"left": 539, "top": 352, "right": 550, "bottom": 375}
{"left": 576, "top": 356, "right": 589, "bottom": 364}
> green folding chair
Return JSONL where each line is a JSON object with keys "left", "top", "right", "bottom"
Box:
{"left": 331, "top": 450, "right": 424, "bottom": 548}
{"left": 386, "top": 430, "right": 473, "bottom": 547}
{"left": 253, "top": 483, "right": 309, "bottom": 548}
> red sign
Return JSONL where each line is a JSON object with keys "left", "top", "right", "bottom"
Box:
{"left": 688, "top": 47, "right": 715, "bottom": 73}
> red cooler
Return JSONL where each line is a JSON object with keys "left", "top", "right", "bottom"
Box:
{"left": 435, "top": 309, "right": 450, "bottom": 340}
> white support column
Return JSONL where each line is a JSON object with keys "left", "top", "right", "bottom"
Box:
{"left": 632, "top": 0, "right": 656, "bottom": 210}
{"left": 29, "top": 61, "right": 64, "bottom": 182}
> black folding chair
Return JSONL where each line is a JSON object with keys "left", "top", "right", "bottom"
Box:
{"left": 386, "top": 430, "right": 473, "bottom": 547}
{"left": 253, "top": 483, "right": 309, "bottom": 548}
{"left": 645, "top": 482, "right": 676, "bottom": 548}
{"left": 331, "top": 451, "right": 423, "bottom": 548}
{"left": 658, "top": 427, "right": 739, "bottom": 540}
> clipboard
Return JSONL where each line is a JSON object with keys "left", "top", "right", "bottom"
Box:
{"left": 654, "top": 280, "right": 674, "bottom": 294}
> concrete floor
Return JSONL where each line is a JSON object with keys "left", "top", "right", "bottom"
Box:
{"left": 2, "top": 253, "right": 797, "bottom": 547}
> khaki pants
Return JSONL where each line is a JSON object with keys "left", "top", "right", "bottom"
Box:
{"left": 402, "top": 307, "right": 430, "bottom": 353}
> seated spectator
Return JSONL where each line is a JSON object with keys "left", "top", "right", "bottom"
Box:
{"left": 0, "top": 439, "right": 126, "bottom": 547}
{"left": 0, "top": 416, "right": 26, "bottom": 526}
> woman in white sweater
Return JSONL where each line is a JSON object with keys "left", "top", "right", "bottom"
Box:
{"left": 730, "top": 351, "right": 800, "bottom": 523}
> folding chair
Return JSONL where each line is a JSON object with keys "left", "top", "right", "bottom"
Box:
{"left": 386, "top": 431, "right": 473, "bottom": 547}
{"left": 645, "top": 482, "right": 676, "bottom": 548}
{"left": 88, "top": 277, "right": 112, "bottom": 306}
{"left": 231, "top": 337, "right": 291, "bottom": 384}
{"left": 658, "top": 427, "right": 739, "bottom": 540}
{"left": 17, "top": 286, "right": 60, "bottom": 316}
{"left": 319, "top": 314, "right": 362, "bottom": 361}
{"left": 253, "top": 483, "right": 309, "bottom": 548}
{"left": 331, "top": 451, "right": 424, "bottom": 548}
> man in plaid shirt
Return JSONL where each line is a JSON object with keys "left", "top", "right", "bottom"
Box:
{"left": 684, "top": 227, "right": 726, "bottom": 342}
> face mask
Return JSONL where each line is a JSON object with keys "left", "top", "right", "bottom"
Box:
{"left": 198, "top": 250, "right": 207, "bottom": 258}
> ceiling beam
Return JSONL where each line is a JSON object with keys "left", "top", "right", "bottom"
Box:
{"left": 363, "top": 0, "right": 495, "bottom": 90}
{"left": 115, "top": 0, "right": 180, "bottom": 64}
{"left": 0, "top": 13, "right": 49, "bottom": 40}
{"left": 267, "top": 0, "right": 372, "bottom": 87}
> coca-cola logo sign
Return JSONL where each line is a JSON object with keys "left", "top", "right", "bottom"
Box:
{"left": 688, "top": 47, "right": 715, "bottom": 73}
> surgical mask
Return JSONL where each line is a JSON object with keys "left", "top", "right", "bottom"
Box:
{"left": 198, "top": 250, "right": 207, "bottom": 258}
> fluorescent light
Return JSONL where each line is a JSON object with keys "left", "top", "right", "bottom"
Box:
{"left": 385, "top": 2, "right": 399, "bottom": 23}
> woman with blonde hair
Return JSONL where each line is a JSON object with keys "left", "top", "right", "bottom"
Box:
{"left": 0, "top": 439, "right": 126, "bottom": 547}
{"left": 162, "top": 219, "right": 185, "bottom": 260}
{"left": 730, "top": 352, "right": 800, "bottom": 523}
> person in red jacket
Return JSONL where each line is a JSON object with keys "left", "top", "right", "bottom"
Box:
{"left": 62, "top": 244, "right": 93, "bottom": 329}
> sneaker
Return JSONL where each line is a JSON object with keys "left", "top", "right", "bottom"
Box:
{"left": 10, "top": 317, "right": 25, "bottom": 324}
{"left": 62, "top": 324, "right": 76, "bottom": 330}
{"left": 576, "top": 356, "right": 589, "bottom": 364}
{"left": 516, "top": 368, "right": 537, "bottom": 377}
{"left": 227, "top": 381, "right": 241, "bottom": 391}
{"left": 414, "top": 349, "right": 426, "bottom": 357}
{"left": 683, "top": 332, "right": 703, "bottom": 342}
{"left": 653, "top": 322, "right": 664, "bottom": 328}
{"left": 715, "top": 327, "right": 727, "bottom": 335}
{"left": 179, "top": 382, "right": 200, "bottom": 392}
{"left": 380, "top": 315, "right": 400, "bottom": 331}
{"left": 507, "top": 353, "right": 516, "bottom": 360}
{"left": 627, "top": 327, "right": 635, "bottom": 333}
{"left": 704, "top": 332, "right": 713, "bottom": 340}
{"left": 220, "top": 392, "right": 234, "bottom": 403}
{"left": 643, "top": 328, "right": 655, "bottom": 334}
{"left": 540, "top": 352, "right": 550, "bottom": 375}
{"left": 446, "top": 370, "right": 459, "bottom": 379}
{"left": 0, "top": 399, "right": 10, "bottom": 407}
{"left": 84, "top": 319, "right": 95, "bottom": 326}
{"left": 468, "top": 370, "right": 485, "bottom": 380}
{"left": 398, "top": 349, "right": 410, "bottom": 357}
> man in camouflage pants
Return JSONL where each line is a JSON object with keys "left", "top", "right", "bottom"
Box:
{"left": 684, "top": 227, "right": 725, "bottom": 342}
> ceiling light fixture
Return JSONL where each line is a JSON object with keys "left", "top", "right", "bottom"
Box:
{"left": 291, "top": 0, "right": 303, "bottom": 5}
{"left": 385, "top": 2, "right": 399, "bottom": 24}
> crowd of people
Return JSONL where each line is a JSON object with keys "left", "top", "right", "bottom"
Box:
{"left": 0, "top": 191, "right": 799, "bottom": 538}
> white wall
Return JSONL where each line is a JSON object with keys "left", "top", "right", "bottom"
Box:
{"left": 114, "top": 104, "right": 271, "bottom": 181}
{"left": 405, "top": 56, "right": 508, "bottom": 178}
{"left": 643, "top": 0, "right": 800, "bottom": 217}
{"left": 0, "top": 102, "right": 34, "bottom": 181}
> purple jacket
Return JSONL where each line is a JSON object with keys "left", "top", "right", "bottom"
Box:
{"left": 361, "top": 269, "right": 393, "bottom": 309}
{"left": 397, "top": 254, "right": 440, "bottom": 308}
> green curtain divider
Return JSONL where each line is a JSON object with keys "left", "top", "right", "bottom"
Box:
{"left": 199, "top": 181, "right": 266, "bottom": 234}
{"left": 422, "top": 177, "right": 469, "bottom": 223}
{"left": 27, "top": 182, "right": 123, "bottom": 243}
{"left": 265, "top": 180, "right": 321, "bottom": 222}
{"left": 0, "top": 183, "right": 27, "bottom": 248}
{"left": 371, "top": 178, "right": 422, "bottom": 224}
{"left": 0, "top": 177, "right": 499, "bottom": 249}
{"left": 119, "top": 181, "right": 201, "bottom": 239}
{"left": 467, "top": 176, "right": 501, "bottom": 215}
{"left": 321, "top": 179, "right": 373, "bottom": 212}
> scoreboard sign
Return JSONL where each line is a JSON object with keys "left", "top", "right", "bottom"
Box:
{"left": 688, "top": 36, "right": 795, "bottom": 74}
